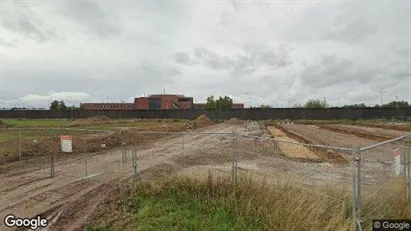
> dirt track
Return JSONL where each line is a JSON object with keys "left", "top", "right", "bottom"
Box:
{"left": 0, "top": 122, "right": 403, "bottom": 230}
{"left": 279, "top": 124, "right": 404, "bottom": 185}
{"left": 320, "top": 124, "right": 404, "bottom": 141}
{"left": 280, "top": 124, "right": 402, "bottom": 158}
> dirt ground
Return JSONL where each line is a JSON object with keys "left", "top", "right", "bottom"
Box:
{"left": 0, "top": 121, "right": 405, "bottom": 231}
{"left": 279, "top": 124, "right": 405, "bottom": 188}
{"left": 267, "top": 126, "right": 319, "bottom": 160}
{"left": 320, "top": 124, "right": 405, "bottom": 141}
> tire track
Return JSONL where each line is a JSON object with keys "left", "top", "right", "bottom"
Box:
{"left": 275, "top": 124, "right": 347, "bottom": 164}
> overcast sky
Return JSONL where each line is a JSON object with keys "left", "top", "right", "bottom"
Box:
{"left": 0, "top": 0, "right": 410, "bottom": 108}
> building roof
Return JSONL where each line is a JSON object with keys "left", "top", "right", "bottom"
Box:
{"left": 148, "top": 94, "right": 188, "bottom": 98}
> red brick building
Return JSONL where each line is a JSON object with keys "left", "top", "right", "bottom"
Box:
{"left": 83, "top": 94, "right": 244, "bottom": 110}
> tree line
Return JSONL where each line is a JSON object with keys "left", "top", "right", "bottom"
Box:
{"left": 49, "top": 100, "right": 83, "bottom": 111}
{"left": 297, "top": 99, "right": 410, "bottom": 109}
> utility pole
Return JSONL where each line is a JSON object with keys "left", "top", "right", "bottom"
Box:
{"left": 243, "top": 93, "right": 249, "bottom": 108}
{"left": 396, "top": 95, "right": 400, "bottom": 118}
{"left": 338, "top": 96, "right": 340, "bottom": 107}
{"left": 378, "top": 90, "right": 385, "bottom": 107}
{"left": 378, "top": 90, "right": 385, "bottom": 119}
{"left": 396, "top": 96, "right": 399, "bottom": 107}
{"left": 288, "top": 100, "right": 295, "bottom": 108}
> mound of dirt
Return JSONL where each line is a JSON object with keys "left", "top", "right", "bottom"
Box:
{"left": 70, "top": 116, "right": 111, "bottom": 126}
{"left": 187, "top": 114, "right": 213, "bottom": 129}
{"left": 225, "top": 118, "right": 244, "bottom": 125}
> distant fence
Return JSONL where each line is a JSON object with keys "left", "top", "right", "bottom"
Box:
{"left": 1, "top": 107, "right": 411, "bottom": 120}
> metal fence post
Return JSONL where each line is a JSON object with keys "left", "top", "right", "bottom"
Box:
{"left": 352, "top": 147, "right": 362, "bottom": 231}
{"left": 406, "top": 135, "right": 411, "bottom": 201}
{"left": 231, "top": 132, "right": 235, "bottom": 184}
{"left": 121, "top": 132, "right": 126, "bottom": 163}
{"left": 84, "top": 129, "right": 88, "bottom": 178}
{"left": 406, "top": 136, "right": 408, "bottom": 178}
{"left": 231, "top": 132, "right": 238, "bottom": 186}
{"left": 19, "top": 129, "right": 22, "bottom": 162}
{"left": 234, "top": 132, "right": 238, "bottom": 184}
{"left": 181, "top": 133, "right": 184, "bottom": 158}
{"left": 50, "top": 128, "right": 55, "bottom": 178}
{"left": 132, "top": 148, "right": 138, "bottom": 184}
{"left": 403, "top": 136, "right": 409, "bottom": 201}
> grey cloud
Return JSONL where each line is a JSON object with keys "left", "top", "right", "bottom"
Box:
{"left": 193, "top": 48, "right": 234, "bottom": 71}
{"left": 57, "top": 2, "right": 121, "bottom": 38}
{"left": 241, "top": 43, "right": 293, "bottom": 70}
{"left": 301, "top": 55, "right": 363, "bottom": 88}
{"left": 173, "top": 52, "right": 193, "bottom": 65}
{"left": 139, "top": 61, "right": 181, "bottom": 84}
{"left": 1, "top": 1, "right": 409, "bottom": 109}
{"left": 281, "top": 2, "right": 408, "bottom": 44}
{"left": 1, "top": 2, "right": 53, "bottom": 42}
{"left": 322, "top": 20, "right": 377, "bottom": 43}
{"left": 301, "top": 50, "right": 409, "bottom": 102}
{"left": 177, "top": 44, "right": 293, "bottom": 77}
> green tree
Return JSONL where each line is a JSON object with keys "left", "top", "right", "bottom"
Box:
{"left": 204, "top": 96, "right": 216, "bottom": 109}
{"left": 67, "top": 104, "right": 81, "bottom": 110}
{"left": 342, "top": 103, "right": 367, "bottom": 108}
{"left": 383, "top": 101, "right": 409, "bottom": 107}
{"left": 59, "top": 101, "right": 67, "bottom": 111}
{"left": 260, "top": 104, "right": 271, "bottom": 108}
{"left": 204, "top": 95, "right": 233, "bottom": 109}
{"left": 304, "top": 99, "right": 329, "bottom": 108}
{"left": 49, "top": 100, "right": 68, "bottom": 111}
{"left": 50, "top": 100, "right": 60, "bottom": 111}
{"left": 216, "top": 96, "right": 233, "bottom": 109}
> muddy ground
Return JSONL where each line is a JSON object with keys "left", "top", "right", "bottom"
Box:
{"left": 0, "top": 122, "right": 406, "bottom": 230}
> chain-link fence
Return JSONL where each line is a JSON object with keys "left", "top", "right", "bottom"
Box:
{"left": 1, "top": 126, "right": 410, "bottom": 231}
{"left": 353, "top": 135, "right": 410, "bottom": 231}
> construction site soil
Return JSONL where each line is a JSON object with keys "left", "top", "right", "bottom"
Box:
{"left": 0, "top": 120, "right": 406, "bottom": 230}
{"left": 0, "top": 116, "right": 215, "bottom": 164}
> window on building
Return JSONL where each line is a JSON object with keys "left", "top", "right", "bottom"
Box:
{"left": 179, "top": 98, "right": 193, "bottom": 103}
{"left": 149, "top": 99, "right": 161, "bottom": 109}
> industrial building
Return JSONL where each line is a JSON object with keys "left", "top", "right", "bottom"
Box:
{"left": 83, "top": 94, "right": 244, "bottom": 110}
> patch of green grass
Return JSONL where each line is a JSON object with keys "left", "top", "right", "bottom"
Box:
{"left": 2, "top": 119, "right": 71, "bottom": 128}
{"left": 87, "top": 174, "right": 411, "bottom": 231}
{"left": 88, "top": 176, "right": 266, "bottom": 231}
{"left": 127, "top": 191, "right": 258, "bottom": 231}
{"left": 85, "top": 224, "right": 109, "bottom": 231}
{"left": 1, "top": 118, "right": 190, "bottom": 129}
{"left": 84, "top": 121, "right": 188, "bottom": 130}
{"left": 0, "top": 129, "right": 62, "bottom": 143}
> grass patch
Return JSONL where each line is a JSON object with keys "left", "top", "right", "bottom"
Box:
{"left": 129, "top": 191, "right": 253, "bottom": 231}
{"left": 84, "top": 121, "right": 188, "bottom": 130}
{"left": 87, "top": 174, "right": 411, "bottom": 231}
{"left": 0, "top": 120, "right": 189, "bottom": 143}
{"left": 1, "top": 118, "right": 189, "bottom": 130}
{"left": 2, "top": 119, "right": 71, "bottom": 128}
